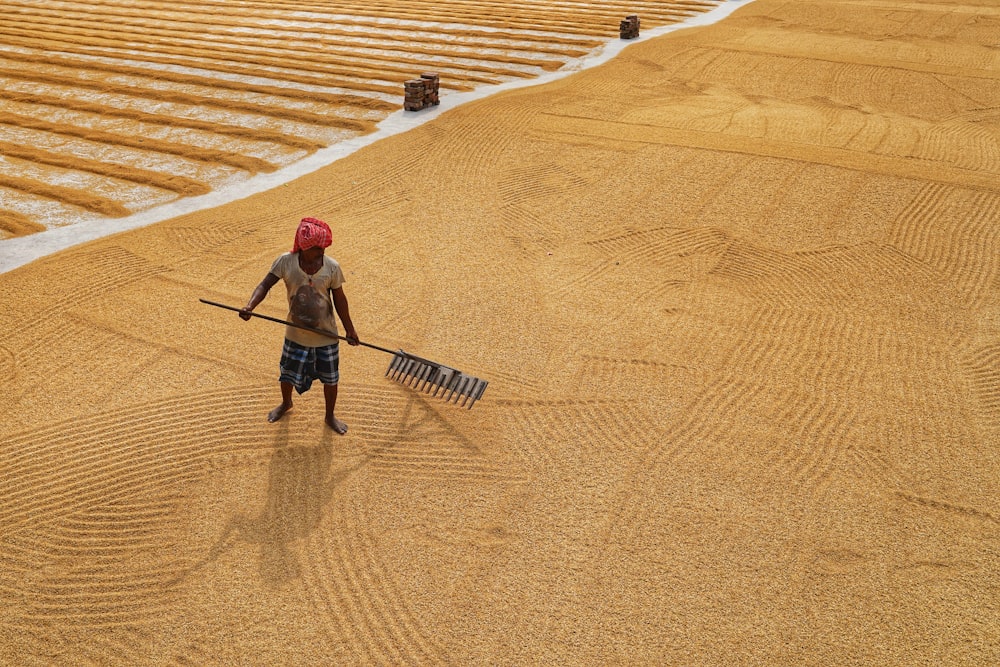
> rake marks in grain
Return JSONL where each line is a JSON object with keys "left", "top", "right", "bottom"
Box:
{"left": 75, "top": 629, "right": 160, "bottom": 665}
{"left": 350, "top": 389, "right": 517, "bottom": 483}
{"left": 961, "top": 342, "right": 1000, "bottom": 420}
{"left": 890, "top": 184, "right": 1000, "bottom": 306}
{"left": 606, "top": 306, "right": 882, "bottom": 542}
{"left": 895, "top": 490, "right": 1000, "bottom": 526}
{"left": 1, "top": 246, "right": 170, "bottom": 351}
{"left": 588, "top": 226, "right": 730, "bottom": 265}
{"left": 438, "top": 99, "right": 539, "bottom": 184}
{"left": 497, "top": 160, "right": 590, "bottom": 213}
{"left": 502, "top": 398, "right": 659, "bottom": 473}
{"left": 480, "top": 365, "right": 541, "bottom": 397}
{"left": 585, "top": 225, "right": 885, "bottom": 309}
{"left": 578, "top": 354, "right": 701, "bottom": 394}
{"left": 0, "top": 388, "right": 272, "bottom": 533}
{"left": 305, "top": 496, "right": 450, "bottom": 665}
{"left": 763, "top": 392, "right": 858, "bottom": 503}
{"left": 165, "top": 222, "right": 259, "bottom": 256}
{"left": 497, "top": 203, "right": 550, "bottom": 242}
{"left": 0, "top": 344, "right": 13, "bottom": 380}
{"left": 307, "top": 527, "right": 443, "bottom": 664}
{"left": 8, "top": 496, "right": 187, "bottom": 629}
{"left": 847, "top": 443, "right": 914, "bottom": 493}
{"left": 715, "top": 241, "right": 855, "bottom": 307}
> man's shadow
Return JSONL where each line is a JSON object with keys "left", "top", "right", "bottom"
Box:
{"left": 181, "top": 420, "right": 369, "bottom": 586}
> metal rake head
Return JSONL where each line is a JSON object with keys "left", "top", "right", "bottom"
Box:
{"left": 385, "top": 350, "right": 488, "bottom": 409}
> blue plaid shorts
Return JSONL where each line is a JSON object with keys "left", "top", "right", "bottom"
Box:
{"left": 279, "top": 338, "right": 339, "bottom": 394}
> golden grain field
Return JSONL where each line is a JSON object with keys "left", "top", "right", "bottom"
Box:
{"left": 0, "top": 0, "right": 998, "bottom": 664}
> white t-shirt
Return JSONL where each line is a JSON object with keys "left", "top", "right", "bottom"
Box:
{"left": 268, "top": 252, "right": 345, "bottom": 347}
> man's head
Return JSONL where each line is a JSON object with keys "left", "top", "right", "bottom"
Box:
{"left": 292, "top": 217, "right": 332, "bottom": 254}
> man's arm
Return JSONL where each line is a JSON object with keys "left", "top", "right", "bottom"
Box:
{"left": 239, "top": 273, "right": 279, "bottom": 320}
{"left": 330, "top": 286, "right": 359, "bottom": 345}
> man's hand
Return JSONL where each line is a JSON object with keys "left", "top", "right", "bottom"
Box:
{"left": 345, "top": 328, "right": 360, "bottom": 346}
{"left": 242, "top": 274, "right": 278, "bottom": 321}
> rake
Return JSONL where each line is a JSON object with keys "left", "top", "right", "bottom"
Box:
{"left": 200, "top": 299, "right": 488, "bottom": 408}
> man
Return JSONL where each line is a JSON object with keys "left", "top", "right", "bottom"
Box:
{"left": 240, "top": 217, "right": 359, "bottom": 433}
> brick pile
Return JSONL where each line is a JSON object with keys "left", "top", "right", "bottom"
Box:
{"left": 620, "top": 15, "right": 640, "bottom": 40}
{"left": 404, "top": 72, "right": 441, "bottom": 111}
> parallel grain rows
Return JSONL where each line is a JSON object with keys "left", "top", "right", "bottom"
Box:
{"left": 890, "top": 184, "right": 1000, "bottom": 307}
{"left": 0, "top": 383, "right": 501, "bottom": 636}
{"left": 0, "top": 0, "right": 724, "bottom": 237}
{"left": 348, "top": 390, "right": 525, "bottom": 483}
{"left": 0, "top": 405, "right": 264, "bottom": 533}
{"left": 598, "top": 291, "right": 961, "bottom": 550}
{"left": 962, "top": 342, "right": 1000, "bottom": 420}
{"left": 0, "top": 245, "right": 170, "bottom": 353}
{"left": 304, "top": 493, "right": 451, "bottom": 664}
{"left": 0, "top": 387, "right": 266, "bottom": 633}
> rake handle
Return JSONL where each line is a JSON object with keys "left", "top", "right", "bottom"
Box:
{"left": 199, "top": 298, "right": 397, "bottom": 355}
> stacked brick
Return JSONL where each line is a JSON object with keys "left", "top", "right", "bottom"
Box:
{"left": 403, "top": 79, "right": 425, "bottom": 111}
{"left": 404, "top": 72, "right": 441, "bottom": 111}
{"left": 421, "top": 73, "right": 440, "bottom": 106}
{"left": 620, "top": 15, "right": 640, "bottom": 39}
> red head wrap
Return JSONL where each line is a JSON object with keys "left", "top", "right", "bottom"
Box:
{"left": 292, "top": 217, "right": 332, "bottom": 253}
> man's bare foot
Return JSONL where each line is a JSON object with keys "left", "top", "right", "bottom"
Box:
{"left": 268, "top": 402, "right": 293, "bottom": 422}
{"left": 326, "top": 416, "right": 348, "bottom": 434}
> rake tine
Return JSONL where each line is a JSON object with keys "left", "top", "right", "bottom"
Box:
{"left": 448, "top": 375, "right": 469, "bottom": 404}
{"left": 448, "top": 376, "right": 464, "bottom": 404}
{"left": 473, "top": 379, "right": 488, "bottom": 406}
{"left": 412, "top": 362, "right": 430, "bottom": 388}
{"left": 393, "top": 359, "right": 407, "bottom": 382}
{"left": 445, "top": 374, "right": 465, "bottom": 403}
{"left": 414, "top": 362, "right": 432, "bottom": 388}
{"left": 458, "top": 376, "right": 474, "bottom": 405}
{"left": 461, "top": 377, "right": 487, "bottom": 408}
{"left": 420, "top": 366, "right": 439, "bottom": 392}
{"left": 419, "top": 364, "right": 437, "bottom": 391}
{"left": 388, "top": 352, "right": 406, "bottom": 380}
{"left": 407, "top": 361, "right": 427, "bottom": 389}
{"left": 433, "top": 370, "right": 451, "bottom": 398}
{"left": 459, "top": 376, "right": 476, "bottom": 405}
{"left": 466, "top": 380, "right": 487, "bottom": 409}
{"left": 386, "top": 353, "right": 402, "bottom": 380}
{"left": 466, "top": 379, "right": 485, "bottom": 407}
{"left": 408, "top": 362, "right": 427, "bottom": 387}
{"left": 401, "top": 355, "right": 418, "bottom": 381}
{"left": 402, "top": 358, "right": 419, "bottom": 384}
{"left": 442, "top": 377, "right": 455, "bottom": 402}
{"left": 432, "top": 367, "right": 450, "bottom": 393}
{"left": 390, "top": 358, "right": 403, "bottom": 381}
{"left": 413, "top": 363, "right": 429, "bottom": 390}
{"left": 432, "top": 369, "right": 448, "bottom": 393}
